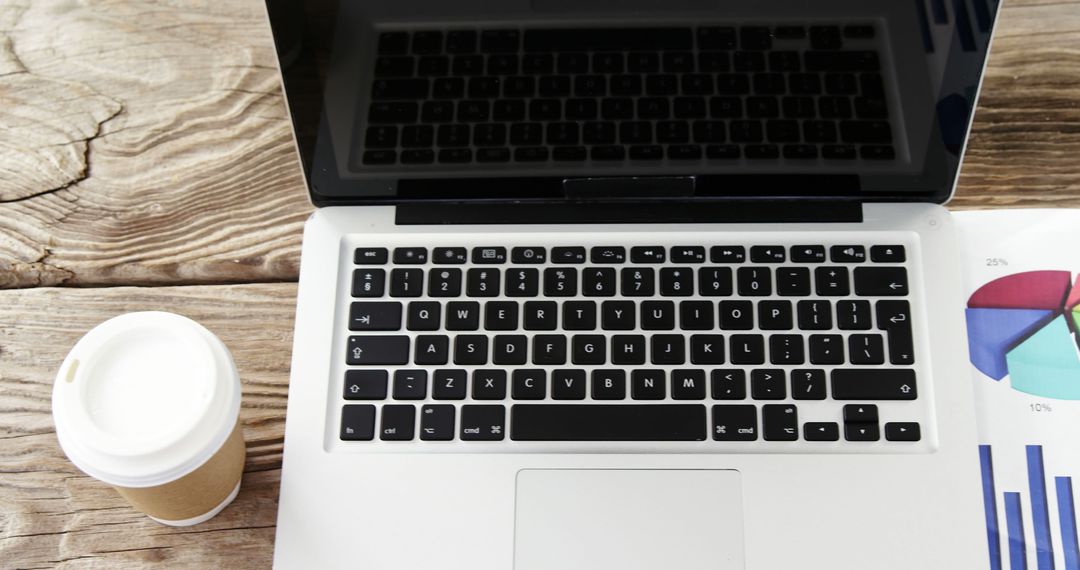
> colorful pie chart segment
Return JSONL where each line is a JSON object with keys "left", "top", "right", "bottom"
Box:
{"left": 966, "top": 271, "right": 1080, "bottom": 400}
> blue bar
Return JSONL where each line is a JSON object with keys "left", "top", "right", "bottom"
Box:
{"left": 1007, "top": 492, "right": 1028, "bottom": 570}
{"left": 1028, "top": 445, "right": 1056, "bottom": 569}
{"left": 983, "top": 445, "right": 1004, "bottom": 570}
{"left": 1057, "top": 477, "right": 1079, "bottom": 570}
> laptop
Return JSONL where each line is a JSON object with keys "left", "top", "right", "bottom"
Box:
{"left": 265, "top": 0, "right": 1001, "bottom": 567}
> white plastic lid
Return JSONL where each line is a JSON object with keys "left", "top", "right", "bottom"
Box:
{"left": 52, "top": 312, "right": 241, "bottom": 488}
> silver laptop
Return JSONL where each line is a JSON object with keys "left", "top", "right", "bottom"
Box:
{"left": 265, "top": 0, "right": 1001, "bottom": 567}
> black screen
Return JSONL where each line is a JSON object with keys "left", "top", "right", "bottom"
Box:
{"left": 265, "top": 0, "right": 999, "bottom": 206}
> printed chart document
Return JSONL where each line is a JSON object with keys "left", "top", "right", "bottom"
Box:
{"left": 956, "top": 209, "right": 1080, "bottom": 570}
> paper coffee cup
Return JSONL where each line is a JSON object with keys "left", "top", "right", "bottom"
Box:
{"left": 52, "top": 311, "right": 245, "bottom": 526}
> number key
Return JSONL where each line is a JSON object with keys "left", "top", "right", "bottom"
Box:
{"left": 583, "top": 268, "right": 616, "bottom": 296}
{"left": 390, "top": 268, "right": 423, "bottom": 297}
{"left": 467, "top": 268, "right": 500, "bottom": 296}
{"left": 737, "top": 267, "right": 772, "bottom": 296}
{"left": 660, "top": 268, "right": 694, "bottom": 296}
{"left": 544, "top": 268, "right": 578, "bottom": 296}
{"left": 621, "top": 268, "right": 655, "bottom": 296}
{"left": 428, "top": 269, "right": 462, "bottom": 297}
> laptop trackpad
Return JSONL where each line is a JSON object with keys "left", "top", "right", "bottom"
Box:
{"left": 514, "top": 469, "right": 745, "bottom": 570}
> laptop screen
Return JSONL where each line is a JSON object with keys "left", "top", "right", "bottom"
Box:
{"left": 265, "top": 0, "right": 999, "bottom": 206}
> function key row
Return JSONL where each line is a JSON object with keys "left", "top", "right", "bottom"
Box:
{"left": 355, "top": 245, "right": 906, "bottom": 265}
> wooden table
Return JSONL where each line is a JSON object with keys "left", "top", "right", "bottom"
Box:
{"left": 1, "top": 0, "right": 1078, "bottom": 566}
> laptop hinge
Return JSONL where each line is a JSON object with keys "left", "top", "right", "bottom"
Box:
{"left": 395, "top": 201, "right": 862, "bottom": 225}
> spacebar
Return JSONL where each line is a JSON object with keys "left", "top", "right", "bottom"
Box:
{"left": 511, "top": 405, "right": 706, "bottom": 441}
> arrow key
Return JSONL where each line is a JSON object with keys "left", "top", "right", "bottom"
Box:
{"left": 842, "top": 404, "right": 878, "bottom": 423}
{"left": 803, "top": 422, "right": 839, "bottom": 441}
{"left": 420, "top": 404, "right": 456, "bottom": 441}
{"left": 885, "top": 422, "right": 921, "bottom": 441}
{"left": 844, "top": 422, "right": 880, "bottom": 441}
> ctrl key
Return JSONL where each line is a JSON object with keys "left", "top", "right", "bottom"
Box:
{"left": 460, "top": 405, "right": 505, "bottom": 441}
{"left": 340, "top": 405, "right": 376, "bottom": 441}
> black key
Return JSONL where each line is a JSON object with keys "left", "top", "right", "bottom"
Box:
{"left": 819, "top": 97, "right": 852, "bottom": 119}
{"left": 730, "top": 335, "right": 765, "bottom": 365}
{"left": 770, "top": 51, "right": 801, "bottom": 72}
{"left": 572, "top": 335, "right": 606, "bottom": 364}
{"left": 854, "top": 267, "right": 909, "bottom": 296}
{"left": 629, "top": 145, "right": 663, "bottom": 160}
{"left": 411, "top": 31, "right": 443, "bottom": 54}
{"left": 651, "top": 335, "right": 685, "bottom": 365}
{"left": 454, "top": 335, "right": 488, "bottom": 364}
{"left": 631, "top": 246, "right": 666, "bottom": 264}
{"left": 591, "top": 145, "right": 626, "bottom": 160}
{"left": 698, "top": 26, "right": 737, "bottom": 50}
{"left": 586, "top": 120, "right": 618, "bottom": 142}
{"left": 473, "top": 123, "right": 506, "bottom": 146}
{"left": 645, "top": 75, "right": 678, "bottom": 96}
{"left": 422, "top": 100, "right": 455, "bottom": 121}
{"left": 783, "top": 145, "right": 817, "bottom": 160}
{"left": 433, "top": 369, "right": 468, "bottom": 400}
{"left": 693, "top": 120, "right": 726, "bottom": 143}
{"left": 832, "top": 369, "right": 917, "bottom": 400}
{"left": 789, "top": 73, "right": 821, "bottom": 95}
{"left": 522, "top": 53, "right": 553, "bottom": 73}
{"left": 861, "top": 145, "right": 896, "bottom": 160}
{"left": 698, "top": 51, "right": 731, "bottom": 73}
{"left": 493, "top": 100, "right": 525, "bottom": 121}
{"left": 349, "top": 302, "right": 402, "bottom": 331}
{"left": 552, "top": 247, "right": 586, "bottom": 264}
{"left": 575, "top": 75, "right": 606, "bottom": 97}
{"left": 352, "top": 269, "right": 386, "bottom": 298}
{"left": 751, "top": 369, "right": 786, "bottom": 400}
{"left": 830, "top": 245, "right": 867, "bottom": 263}
{"left": 544, "top": 267, "right": 578, "bottom": 296}
{"left": 538, "top": 76, "right": 570, "bottom": 97}
{"left": 733, "top": 52, "right": 766, "bottom": 72}
{"left": 791, "top": 369, "right": 827, "bottom": 400}
{"left": 837, "top": 300, "right": 873, "bottom": 330}
{"left": 515, "top": 147, "right": 550, "bottom": 162}
{"left": 720, "top": 300, "right": 754, "bottom": 330}
{"left": 845, "top": 423, "right": 880, "bottom": 442}
{"left": 711, "top": 370, "right": 746, "bottom": 400}
{"left": 840, "top": 120, "right": 892, "bottom": 144}
{"left": 430, "top": 247, "right": 465, "bottom": 265}
{"left": 674, "top": 98, "right": 708, "bottom": 120}
{"left": 344, "top": 370, "right": 388, "bottom": 400}
{"left": 776, "top": 268, "right": 811, "bottom": 297}
{"left": 452, "top": 54, "right": 484, "bottom": 75}
{"left": 758, "top": 301, "right": 793, "bottom": 330}
{"left": 493, "top": 335, "right": 528, "bottom": 365}
{"left": 807, "top": 51, "right": 880, "bottom": 73}
{"left": 593, "top": 52, "right": 624, "bottom": 73}
{"left": 557, "top": 52, "right": 588, "bottom": 73}
{"left": 486, "top": 54, "right": 518, "bottom": 75}
{"left": 530, "top": 99, "right": 561, "bottom": 121}
{"left": 428, "top": 268, "right": 462, "bottom": 297}
{"left": 730, "top": 120, "right": 763, "bottom": 143}
{"left": 512, "top": 370, "right": 547, "bottom": 400}
{"left": 552, "top": 369, "right": 586, "bottom": 400}
{"left": 393, "top": 370, "right": 427, "bottom": 400}
{"left": 797, "top": 300, "right": 832, "bottom": 330}
{"left": 641, "top": 301, "right": 676, "bottom": 330}
{"left": 745, "top": 144, "right": 780, "bottom": 159}
{"left": 870, "top": 245, "right": 906, "bottom": 263}
{"left": 481, "top": 29, "right": 519, "bottom": 52}
{"left": 711, "top": 96, "right": 744, "bottom": 119}
{"left": 809, "top": 25, "right": 843, "bottom": 49}
{"left": 843, "top": 404, "right": 879, "bottom": 423}
{"left": 877, "top": 300, "right": 915, "bottom": 365}
{"left": 698, "top": 267, "right": 733, "bottom": 296}
{"left": 763, "top": 404, "right": 798, "bottom": 441}
{"left": 691, "top": 334, "right": 725, "bottom": 364}
{"left": 671, "top": 246, "right": 706, "bottom": 263}
{"left": 374, "top": 56, "right": 414, "bottom": 77}
{"left": 365, "top": 126, "right": 399, "bottom": 149}
{"left": 420, "top": 405, "right": 456, "bottom": 441}
{"left": 524, "top": 301, "right": 558, "bottom": 331}
{"left": 754, "top": 74, "right": 786, "bottom": 96}
{"left": 591, "top": 246, "right": 626, "bottom": 264}
{"left": 791, "top": 245, "right": 826, "bottom": 263}
{"left": 808, "top": 334, "right": 844, "bottom": 365}
{"left": 503, "top": 76, "right": 535, "bottom": 98}
{"left": 460, "top": 405, "right": 506, "bottom": 441}
{"left": 401, "top": 125, "right": 434, "bottom": 148}
{"left": 457, "top": 100, "right": 490, "bottom": 122}
{"left": 849, "top": 334, "right": 886, "bottom": 365}
{"left": 610, "top": 74, "right": 643, "bottom": 95}
{"left": 680, "top": 301, "right": 714, "bottom": 330}
{"left": 600, "top": 299, "right": 638, "bottom": 331}
{"left": 354, "top": 248, "right": 388, "bottom": 265}
{"left": 660, "top": 268, "right": 693, "bottom": 296}
{"left": 845, "top": 24, "right": 876, "bottom": 39}
{"left": 621, "top": 268, "right": 655, "bottom": 297}
{"left": 667, "top": 145, "right": 702, "bottom": 160}
{"left": 474, "top": 146, "right": 510, "bottom": 162}
{"left": 783, "top": 97, "right": 816, "bottom": 119}
{"left": 565, "top": 99, "right": 597, "bottom": 120}
{"left": 671, "top": 370, "right": 706, "bottom": 400}
{"left": 620, "top": 121, "right": 652, "bottom": 144}
{"left": 815, "top": 267, "right": 850, "bottom": 296}
{"left": 340, "top": 405, "right": 376, "bottom": 441}
{"left": 632, "top": 370, "right": 666, "bottom": 400}
{"left": 737, "top": 267, "right": 772, "bottom": 296}
{"left": 390, "top": 268, "right": 423, "bottom": 297}
{"left": 394, "top": 248, "right": 428, "bottom": 265}
{"left": 486, "top": 301, "right": 519, "bottom": 331}
{"left": 505, "top": 268, "right": 539, "bottom": 297}
{"left": 511, "top": 404, "right": 706, "bottom": 441}
{"left": 611, "top": 335, "right": 646, "bottom": 365}
{"left": 750, "top": 246, "right": 785, "bottom": 263}
{"left": 347, "top": 336, "right": 408, "bottom": 365}
{"left": 378, "top": 32, "right": 409, "bottom": 55}
{"left": 466, "top": 268, "right": 500, "bottom": 296}
{"left": 804, "top": 422, "right": 839, "bottom": 441}
{"left": 855, "top": 97, "right": 888, "bottom": 119}
{"left": 885, "top": 422, "right": 921, "bottom": 442}
{"left": 365, "top": 102, "right": 414, "bottom": 124}
{"left": 592, "top": 370, "right": 627, "bottom": 400}
{"left": 362, "top": 150, "right": 396, "bottom": 165}
{"left": 446, "top": 301, "right": 481, "bottom": 330}
{"left": 372, "top": 78, "right": 428, "bottom": 100}
{"left": 472, "top": 369, "right": 508, "bottom": 399}
{"left": 417, "top": 55, "right": 450, "bottom": 76}
{"left": 583, "top": 268, "right": 616, "bottom": 297}
{"left": 712, "top": 405, "right": 757, "bottom": 441}
{"left": 512, "top": 247, "right": 547, "bottom": 264}
{"left": 769, "top": 335, "right": 804, "bottom": 365}
{"left": 533, "top": 335, "right": 567, "bottom": 365}
{"left": 509, "top": 123, "right": 543, "bottom": 145}
{"left": 825, "top": 73, "right": 858, "bottom": 95}
{"left": 414, "top": 335, "right": 449, "bottom": 365}
{"left": 639, "top": 98, "right": 670, "bottom": 120}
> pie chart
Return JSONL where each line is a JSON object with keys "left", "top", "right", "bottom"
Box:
{"left": 966, "top": 271, "right": 1080, "bottom": 400}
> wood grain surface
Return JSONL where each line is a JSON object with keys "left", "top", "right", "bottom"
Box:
{"left": 0, "top": 284, "right": 294, "bottom": 568}
{"left": 0, "top": 0, "right": 1079, "bottom": 567}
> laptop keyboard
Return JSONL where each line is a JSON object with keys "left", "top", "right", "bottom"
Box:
{"left": 359, "top": 24, "right": 893, "bottom": 167}
{"left": 338, "top": 242, "right": 924, "bottom": 446}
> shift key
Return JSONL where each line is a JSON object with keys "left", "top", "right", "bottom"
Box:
{"left": 347, "top": 336, "right": 409, "bottom": 365}
{"left": 831, "top": 369, "right": 917, "bottom": 400}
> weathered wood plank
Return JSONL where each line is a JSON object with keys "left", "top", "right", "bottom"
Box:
{"left": 0, "top": 283, "right": 294, "bottom": 568}
{"left": 1, "top": 0, "right": 1079, "bottom": 289}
